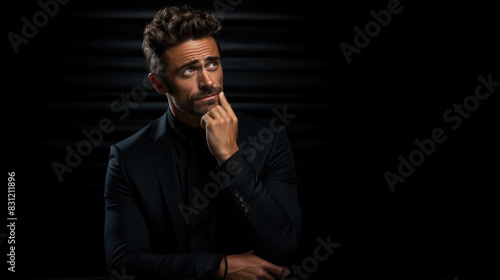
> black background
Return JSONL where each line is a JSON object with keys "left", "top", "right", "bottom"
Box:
{"left": 3, "top": 0, "right": 499, "bottom": 279}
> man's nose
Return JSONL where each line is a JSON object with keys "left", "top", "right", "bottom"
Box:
{"left": 198, "top": 69, "right": 214, "bottom": 89}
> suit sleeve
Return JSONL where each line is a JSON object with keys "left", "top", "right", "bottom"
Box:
{"left": 104, "top": 144, "right": 223, "bottom": 280}
{"left": 218, "top": 127, "right": 302, "bottom": 264}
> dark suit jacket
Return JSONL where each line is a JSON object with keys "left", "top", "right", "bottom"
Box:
{"left": 104, "top": 109, "right": 301, "bottom": 279}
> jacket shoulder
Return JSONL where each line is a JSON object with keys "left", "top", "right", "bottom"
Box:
{"left": 236, "top": 110, "right": 271, "bottom": 131}
{"left": 236, "top": 110, "right": 289, "bottom": 137}
{"left": 113, "top": 117, "right": 161, "bottom": 152}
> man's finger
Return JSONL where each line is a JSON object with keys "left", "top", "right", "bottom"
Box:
{"left": 282, "top": 267, "right": 291, "bottom": 277}
{"left": 218, "top": 91, "right": 237, "bottom": 118}
{"left": 200, "top": 113, "right": 213, "bottom": 130}
{"left": 243, "top": 250, "right": 288, "bottom": 276}
{"left": 261, "top": 271, "right": 277, "bottom": 280}
{"left": 207, "top": 105, "right": 227, "bottom": 120}
{"left": 218, "top": 91, "right": 229, "bottom": 107}
{"left": 207, "top": 105, "right": 224, "bottom": 119}
{"left": 262, "top": 262, "right": 290, "bottom": 277}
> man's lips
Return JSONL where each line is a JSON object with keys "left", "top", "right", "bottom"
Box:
{"left": 197, "top": 93, "right": 218, "bottom": 101}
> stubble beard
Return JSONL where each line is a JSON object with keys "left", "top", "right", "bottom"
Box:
{"left": 173, "top": 86, "right": 223, "bottom": 117}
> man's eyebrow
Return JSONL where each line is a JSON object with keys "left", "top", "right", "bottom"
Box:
{"left": 174, "top": 56, "right": 220, "bottom": 74}
{"left": 175, "top": 59, "right": 200, "bottom": 74}
{"left": 205, "top": 56, "right": 220, "bottom": 62}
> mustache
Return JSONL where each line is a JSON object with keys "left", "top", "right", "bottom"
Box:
{"left": 192, "top": 86, "right": 223, "bottom": 100}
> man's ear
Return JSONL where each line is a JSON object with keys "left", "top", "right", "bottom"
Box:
{"left": 148, "top": 73, "right": 169, "bottom": 94}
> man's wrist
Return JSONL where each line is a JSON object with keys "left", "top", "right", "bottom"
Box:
{"left": 217, "top": 149, "right": 251, "bottom": 182}
{"left": 215, "top": 146, "right": 239, "bottom": 166}
{"left": 210, "top": 255, "right": 227, "bottom": 279}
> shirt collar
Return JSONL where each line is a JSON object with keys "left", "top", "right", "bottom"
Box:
{"left": 167, "top": 107, "right": 204, "bottom": 143}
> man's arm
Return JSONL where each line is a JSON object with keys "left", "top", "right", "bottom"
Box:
{"left": 218, "top": 129, "right": 301, "bottom": 263}
{"left": 104, "top": 144, "right": 222, "bottom": 279}
{"left": 202, "top": 92, "right": 302, "bottom": 264}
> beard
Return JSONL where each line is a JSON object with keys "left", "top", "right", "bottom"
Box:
{"left": 171, "top": 86, "right": 223, "bottom": 117}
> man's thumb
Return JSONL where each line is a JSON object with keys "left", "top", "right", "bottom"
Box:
{"left": 200, "top": 115, "right": 207, "bottom": 130}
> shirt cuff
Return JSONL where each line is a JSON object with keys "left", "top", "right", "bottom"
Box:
{"left": 206, "top": 254, "right": 225, "bottom": 280}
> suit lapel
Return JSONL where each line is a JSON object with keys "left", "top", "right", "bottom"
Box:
{"left": 148, "top": 112, "right": 186, "bottom": 252}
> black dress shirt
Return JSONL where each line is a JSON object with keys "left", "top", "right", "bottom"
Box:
{"left": 167, "top": 109, "right": 216, "bottom": 253}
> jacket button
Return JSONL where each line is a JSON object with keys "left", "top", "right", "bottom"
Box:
{"left": 240, "top": 201, "right": 247, "bottom": 207}
{"left": 234, "top": 190, "right": 240, "bottom": 197}
{"left": 244, "top": 206, "right": 251, "bottom": 213}
{"left": 238, "top": 196, "right": 244, "bottom": 203}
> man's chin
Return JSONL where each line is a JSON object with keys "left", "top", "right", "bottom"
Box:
{"left": 201, "top": 99, "right": 219, "bottom": 112}
{"left": 190, "top": 101, "right": 218, "bottom": 117}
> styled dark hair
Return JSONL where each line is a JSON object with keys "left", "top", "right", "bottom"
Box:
{"left": 142, "top": 4, "right": 222, "bottom": 80}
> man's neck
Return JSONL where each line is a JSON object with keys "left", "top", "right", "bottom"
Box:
{"left": 169, "top": 103, "right": 202, "bottom": 129}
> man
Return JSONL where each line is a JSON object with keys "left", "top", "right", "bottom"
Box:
{"left": 104, "top": 4, "right": 301, "bottom": 279}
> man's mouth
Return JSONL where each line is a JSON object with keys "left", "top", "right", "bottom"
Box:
{"left": 197, "top": 87, "right": 222, "bottom": 101}
{"left": 197, "top": 93, "right": 219, "bottom": 101}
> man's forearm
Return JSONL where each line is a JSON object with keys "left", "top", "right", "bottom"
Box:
{"left": 109, "top": 251, "right": 223, "bottom": 280}
{"left": 200, "top": 92, "right": 301, "bottom": 263}
{"left": 218, "top": 148, "right": 301, "bottom": 263}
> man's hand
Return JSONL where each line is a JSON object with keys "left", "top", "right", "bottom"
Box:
{"left": 211, "top": 251, "right": 290, "bottom": 280}
{"left": 200, "top": 91, "right": 239, "bottom": 165}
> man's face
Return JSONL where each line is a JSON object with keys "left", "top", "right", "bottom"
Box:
{"left": 164, "top": 37, "right": 223, "bottom": 117}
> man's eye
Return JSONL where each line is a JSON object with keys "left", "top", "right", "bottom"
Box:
{"left": 207, "top": 61, "right": 218, "bottom": 69}
{"left": 182, "top": 68, "right": 195, "bottom": 75}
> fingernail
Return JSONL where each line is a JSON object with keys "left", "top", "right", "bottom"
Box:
{"left": 283, "top": 268, "right": 290, "bottom": 276}
{"left": 220, "top": 91, "right": 224, "bottom": 95}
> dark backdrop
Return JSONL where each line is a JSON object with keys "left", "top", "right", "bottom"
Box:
{"left": 3, "top": 0, "right": 499, "bottom": 279}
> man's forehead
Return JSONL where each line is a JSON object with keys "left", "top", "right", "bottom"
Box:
{"left": 165, "top": 37, "right": 219, "bottom": 67}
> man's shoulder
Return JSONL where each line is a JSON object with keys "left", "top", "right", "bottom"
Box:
{"left": 113, "top": 114, "right": 164, "bottom": 152}
{"left": 235, "top": 110, "right": 288, "bottom": 137}
{"left": 236, "top": 110, "right": 270, "bottom": 130}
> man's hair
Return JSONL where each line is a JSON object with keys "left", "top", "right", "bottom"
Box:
{"left": 142, "top": 4, "right": 222, "bottom": 81}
